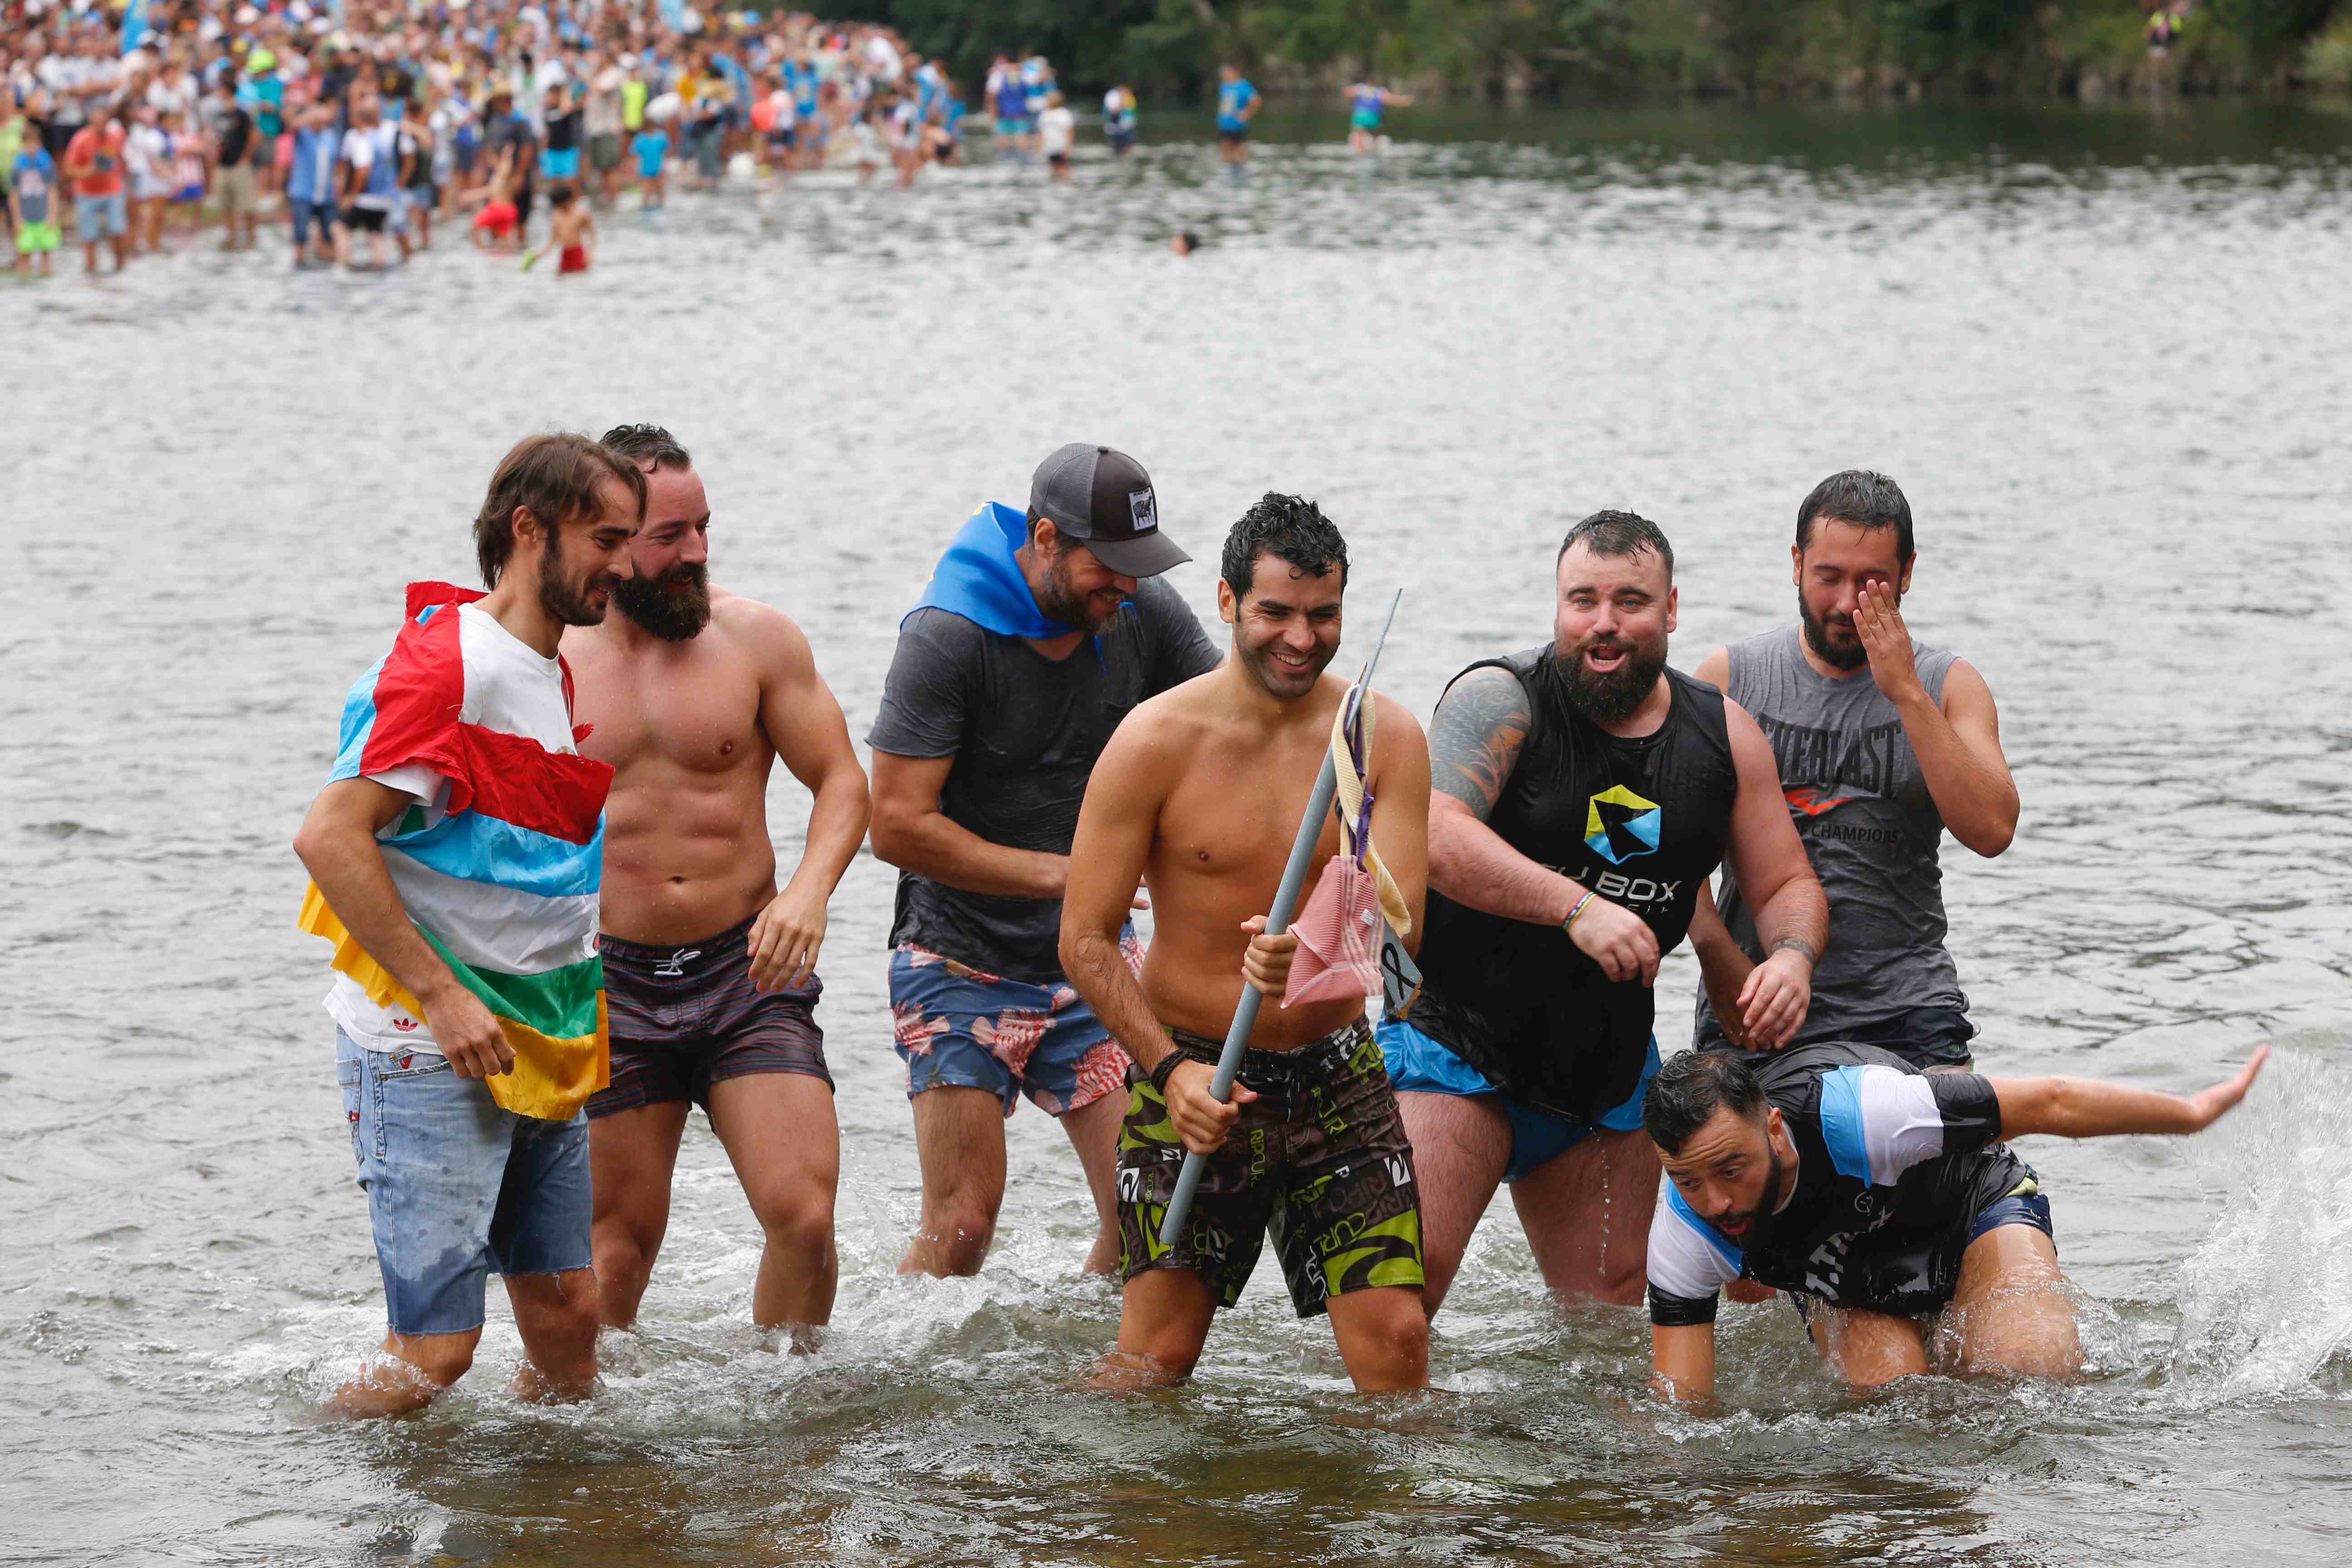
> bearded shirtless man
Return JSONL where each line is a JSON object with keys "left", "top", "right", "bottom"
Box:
{"left": 564, "top": 424, "right": 871, "bottom": 1341}
{"left": 1060, "top": 494, "right": 1434, "bottom": 1392}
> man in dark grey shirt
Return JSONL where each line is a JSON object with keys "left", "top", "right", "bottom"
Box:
{"left": 869, "top": 444, "right": 1221, "bottom": 1277}
{"left": 1690, "top": 470, "right": 2021, "bottom": 1071}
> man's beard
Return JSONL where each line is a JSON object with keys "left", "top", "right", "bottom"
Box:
{"left": 1558, "top": 630, "right": 1667, "bottom": 724}
{"left": 613, "top": 560, "right": 712, "bottom": 641}
{"left": 1716, "top": 1143, "right": 1789, "bottom": 1248}
{"left": 1031, "top": 550, "right": 1121, "bottom": 635}
{"left": 535, "top": 529, "right": 617, "bottom": 628}
{"left": 1799, "top": 589, "right": 1871, "bottom": 671}
{"left": 1235, "top": 630, "right": 1335, "bottom": 700}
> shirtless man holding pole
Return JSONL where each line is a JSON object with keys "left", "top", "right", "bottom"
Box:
{"left": 1060, "top": 494, "right": 1434, "bottom": 1392}
{"left": 563, "top": 424, "right": 871, "bottom": 1343}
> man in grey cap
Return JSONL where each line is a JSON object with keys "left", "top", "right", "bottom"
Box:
{"left": 869, "top": 445, "right": 1221, "bottom": 1278}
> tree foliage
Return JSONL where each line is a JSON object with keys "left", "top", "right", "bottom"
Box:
{"left": 843, "top": 0, "right": 2348, "bottom": 97}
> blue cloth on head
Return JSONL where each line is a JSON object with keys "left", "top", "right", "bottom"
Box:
{"left": 906, "top": 503, "right": 1074, "bottom": 639}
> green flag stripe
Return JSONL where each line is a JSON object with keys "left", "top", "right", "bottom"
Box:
{"left": 417, "top": 926, "right": 602, "bottom": 1039}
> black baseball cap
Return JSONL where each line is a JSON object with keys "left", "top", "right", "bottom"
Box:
{"left": 1028, "top": 443, "right": 1191, "bottom": 578}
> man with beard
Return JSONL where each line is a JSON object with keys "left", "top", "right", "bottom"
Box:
{"left": 868, "top": 445, "right": 1219, "bottom": 1278}
{"left": 1061, "top": 495, "right": 1433, "bottom": 1390}
{"left": 1381, "top": 511, "right": 1828, "bottom": 1318}
{"left": 293, "top": 432, "right": 646, "bottom": 1417}
{"left": 1687, "top": 470, "right": 2018, "bottom": 1071}
{"left": 1645, "top": 1039, "right": 2268, "bottom": 1400}
{"left": 561, "top": 425, "right": 870, "bottom": 1344}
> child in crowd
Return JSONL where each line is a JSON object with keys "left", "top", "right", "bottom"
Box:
{"left": 10, "top": 134, "right": 59, "bottom": 278}
{"left": 466, "top": 143, "right": 522, "bottom": 251}
{"left": 1038, "top": 91, "right": 1074, "bottom": 182}
{"left": 631, "top": 122, "right": 669, "bottom": 210}
{"left": 547, "top": 181, "right": 593, "bottom": 275}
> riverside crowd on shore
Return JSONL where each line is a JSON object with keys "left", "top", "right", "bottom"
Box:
{"left": 0, "top": 1, "right": 1114, "bottom": 278}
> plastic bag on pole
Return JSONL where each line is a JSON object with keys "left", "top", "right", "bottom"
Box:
{"left": 1283, "top": 854, "right": 1383, "bottom": 1007}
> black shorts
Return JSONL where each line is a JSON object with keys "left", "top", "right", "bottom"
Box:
{"left": 1048, "top": 151, "right": 1068, "bottom": 167}
{"left": 588, "top": 913, "right": 833, "bottom": 1119}
{"left": 1788, "top": 1169, "right": 2052, "bottom": 1325}
{"left": 1116, "top": 1017, "right": 1424, "bottom": 1318}
{"left": 1218, "top": 128, "right": 1248, "bottom": 146}
{"left": 342, "top": 205, "right": 386, "bottom": 233}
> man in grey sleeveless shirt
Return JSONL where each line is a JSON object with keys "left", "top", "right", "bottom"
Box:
{"left": 1690, "top": 470, "right": 2019, "bottom": 1071}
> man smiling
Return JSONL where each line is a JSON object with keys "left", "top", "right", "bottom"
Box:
{"left": 1383, "top": 511, "right": 1827, "bottom": 1318}
{"left": 868, "top": 444, "right": 1218, "bottom": 1278}
{"left": 294, "top": 432, "right": 646, "bottom": 1418}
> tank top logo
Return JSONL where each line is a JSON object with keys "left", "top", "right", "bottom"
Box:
{"left": 1584, "top": 784, "right": 1662, "bottom": 865}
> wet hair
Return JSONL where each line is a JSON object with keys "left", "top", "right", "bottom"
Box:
{"left": 472, "top": 431, "right": 647, "bottom": 588}
{"left": 1221, "top": 493, "right": 1349, "bottom": 601}
{"left": 1642, "top": 1049, "right": 1769, "bottom": 1156}
{"left": 1557, "top": 509, "right": 1674, "bottom": 580}
{"left": 1797, "top": 469, "right": 1914, "bottom": 562}
{"left": 600, "top": 423, "right": 693, "bottom": 473}
{"left": 549, "top": 181, "right": 577, "bottom": 208}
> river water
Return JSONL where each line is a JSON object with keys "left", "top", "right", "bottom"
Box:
{"left": 6, "top": 102, "right": 2350, "bottom": 1566}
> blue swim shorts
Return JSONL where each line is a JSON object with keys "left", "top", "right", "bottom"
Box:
{"left": 888, "top": 936, "right": 1138, "bottom": 1118}
{"left": 1377, "top": 1019, "right": 1661, "bottom": 1182}
{"left": 1965, "top": 1171, "right": 2054, "bottom": 1247}
{"left": 539, "top": 146, "right": 582, "bottom": 181}
{"left": 334, "top": 1030, "right": 593, "bottom": 1336}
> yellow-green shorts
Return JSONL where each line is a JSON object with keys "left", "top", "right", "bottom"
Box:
{"left": 1116, "top": 1016, "right": 1424, "bottom": 1318}
{"left": 15, "top": 218, "right": 60, "bottom": 254}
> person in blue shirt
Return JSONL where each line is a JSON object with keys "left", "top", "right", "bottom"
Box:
{"left": 991, "top": 56, "right": 1033, "bottom": 162}
{"left": 284, "top": 99, "right": 344, "bottom": 269}
{"left": 1345, "top": 81, "right": 1411, "bottom": 158}
{"left": 10, "top": 142, "right": 61, "bottom": 278}
{"left": 1215, "top": 64, "right": 1258, "bottom": 181}
{"left": 631, "top": 124, "right": 669, "bottom": 211}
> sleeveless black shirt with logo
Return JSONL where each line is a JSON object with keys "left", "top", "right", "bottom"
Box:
{"left": 1411, "top": 649, "right": 1737, "bottom": 1124}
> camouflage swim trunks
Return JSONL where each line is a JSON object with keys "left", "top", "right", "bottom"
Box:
{"left": 1115, "top": 1016, "right": 1424, "bottom": 1318}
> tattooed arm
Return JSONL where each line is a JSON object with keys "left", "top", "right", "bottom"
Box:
{"left": 1426, "top": 667, "right": 1662, "bottom": 985}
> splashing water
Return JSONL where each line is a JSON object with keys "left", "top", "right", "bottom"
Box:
{"left": 2170, "top": 1043, "right": 2352, "bottom": 1398}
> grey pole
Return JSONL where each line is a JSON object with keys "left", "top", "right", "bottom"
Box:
{"left": 1157, "top": 590, "right": 1402, "bottom": 1248}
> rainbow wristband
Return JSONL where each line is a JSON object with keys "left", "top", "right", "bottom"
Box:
{"left": 1562, "top": 892, "right": 1595, "bottom": 933}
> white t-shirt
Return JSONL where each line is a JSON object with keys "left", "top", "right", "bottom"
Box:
{"left": 1038, "top": 105, "right": 1074, "bottom": 157}
{"left": 325, "top": 604, "right": 581, "bottom": 1055}
{"left": 124, "top": 123, "right": 172, "bottom": 197}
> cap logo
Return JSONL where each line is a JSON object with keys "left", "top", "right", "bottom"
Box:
{"left": 1127, "top": 487, "right": 1157, "bottom": 536}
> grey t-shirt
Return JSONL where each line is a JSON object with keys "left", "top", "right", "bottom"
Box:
{"left": 867, "top": 575, "right": 1221, "bottom": 983}
{"left": 1696, "top": 622, "right": 1968, "bottom": 1042}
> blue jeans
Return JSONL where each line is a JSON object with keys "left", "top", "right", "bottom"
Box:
{"left": 289, "top": 199, "right": 337, "bottom": 252}
{"left": 335, "top": 1031, "right": 593, "bottom": 1335}
{"left": 75, "top": 191, "right": 127, "bottom": 240}
{"left": 1377, "top": 1019, "right": 1661, "bottom": 1182}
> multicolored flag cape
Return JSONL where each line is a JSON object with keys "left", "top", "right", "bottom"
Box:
{"left": 298, "top": 582, "right": 613, "bottom": 1121}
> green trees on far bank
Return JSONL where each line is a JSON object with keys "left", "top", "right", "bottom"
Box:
{"left": 838, "top": 0, "right": 2352, "bottom": 100}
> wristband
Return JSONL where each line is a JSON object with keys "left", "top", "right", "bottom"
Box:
{"left": 1147, "top": 1046, "right": 1193, "bottom": 1096}
{"left": 1562, "top": 891, "right": 1595, "bottom": 932}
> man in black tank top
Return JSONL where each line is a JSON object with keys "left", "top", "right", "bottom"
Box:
{"left": 1642, "top": 1041, "right": 2269, "bottom": 1403}
{"left": 1687, "top": 470, "right": 2020, "bottom": 1073}
{"left": 1379, "top": 512, "right": 1827, "bottom": 1317}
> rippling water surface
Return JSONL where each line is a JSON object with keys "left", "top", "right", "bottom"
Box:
{"left": 6, "top": 103, "right": 2350, "bottom": 1566}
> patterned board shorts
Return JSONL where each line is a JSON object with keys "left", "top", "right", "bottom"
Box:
{"left": 887, "top": 932, "right": 1142, "bottom": 1118}
{"left": 587, "top": 912, "right": 832, "bottom": 1120}
{"left": 1117, "top": 1017, "right": 1425, "bottom": 1319}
